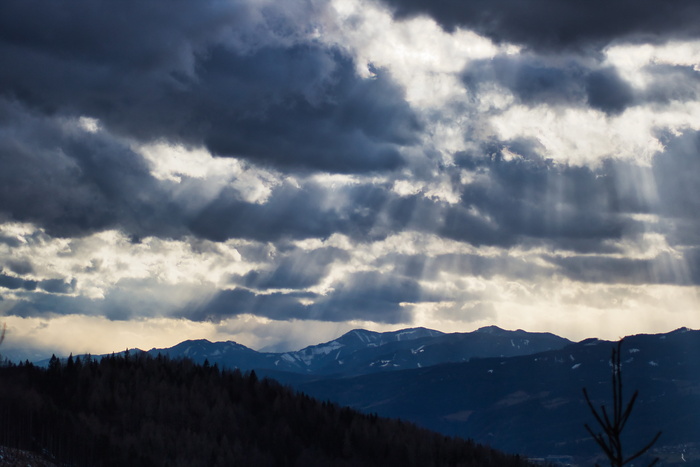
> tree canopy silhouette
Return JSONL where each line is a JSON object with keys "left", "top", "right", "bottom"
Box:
{"left": 583, "top": 338, "right": 661, "bottom": 467}
{"left": 0, "top": 352, "right": 533, "bottom": 467}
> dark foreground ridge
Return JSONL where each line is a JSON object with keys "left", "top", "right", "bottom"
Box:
{"left": 0, "top": 353, "right": 532, "bottom": 467}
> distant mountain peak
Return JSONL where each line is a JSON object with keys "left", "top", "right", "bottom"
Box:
{"left": 334, "top": 327, "right": 443, "bottom": 346}
{"left": 170, "top": 339, "right": 212, "bottom": 350}
{"left": 475, "top": 325, "right": 507, "bottom": 334}
{"left": 135, "top": 325, "right": 572, "bottom": 378}
{"left": 390, "top": 327, "right": 444, "bottom": 337}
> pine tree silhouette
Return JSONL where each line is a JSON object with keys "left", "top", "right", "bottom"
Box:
{"left": 583, "top": 338, "right": 662, "bottom": 467}
{"left": 0, "top": 322, "right": 5, "bottom": 363}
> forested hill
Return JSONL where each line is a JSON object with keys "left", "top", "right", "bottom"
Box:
{"left": 0, "top": 354, "right": 531, "bottom": 467}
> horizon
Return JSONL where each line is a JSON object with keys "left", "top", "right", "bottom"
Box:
{"left": 132, "top": 323, "right": 700, "bottom": 354}
{"left": 1, "top": 0, "right": 700, "bottom": 362}
{"left": 5, "top": 322, "right": 697, "bottom": 363}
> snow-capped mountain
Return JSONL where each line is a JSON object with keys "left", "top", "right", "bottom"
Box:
{"left": 32, "top": 326, "right": 699, "bottom": 465}
{"left": 143, "top": 325, "right": 572, "bottom": 377}
{"left": 287, "top": 327, "right": 700, "bottom": 466}
{"left": 273, "top": 327, "right": 444, "bottom": 374}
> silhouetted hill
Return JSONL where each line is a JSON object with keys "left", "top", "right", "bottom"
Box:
{"left": 0, "top": 353, "right": 532, "bottom": 467}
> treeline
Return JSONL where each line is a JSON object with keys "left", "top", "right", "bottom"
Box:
{"left": 0, "top": 353, "right": 531, "bottom": 466}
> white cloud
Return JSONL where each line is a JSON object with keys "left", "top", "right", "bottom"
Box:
{"left": 0, "top": 223, "right": 252, "bottom": 300}
{"left": 138, "top": 142, "right": 281, "bottom": 204}
{"left": 489, "top": 103, "right": 700, "bottom": 166}
{"left": 77, "top": 116, "right": 101, "bottom": 133}
{"left": 318, "top": 0, "right": 510, "bottom": 158}
{"left": 604, "top": 40, "right": 700, "bottom": 87}
{"left": 2, "top": 223, "right": 699, "bottom": 358}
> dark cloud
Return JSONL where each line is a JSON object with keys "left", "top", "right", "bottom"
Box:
{"left": 686, "top": 248, "right": 700, "bottom": 285}
{"left": 0, "top": 100, "right": 463, "bottom": 245}
{"left": 186, "top": 288, "right": 312, "bottom": 322}
{"left": 0, "top": 88, "right": 681, "bottom": 262}
{"left": 187, "top": 270, "right": 428, "bottom": 323}
{"left": 187, "top": 180, "right": 402, "bottom": 243}
{"left": 452, "top": 147, "right": 639, "bottom": 251}
{"left": 585, "top": 67, "right": 635, "bottom": 114}
{"left": 307, "top": 271, "right": 423, "bottom": 322}
{"left": 463, "top": 56, "right": 636, "bottom": 114}
{"left": 640, "top": 65, "right": 700, "bottom": 105}
{"left": 0, "top": 0, "right": 424, "bottom": 244}
{"left": 3, "top": 104, "right": 402, "bottom": 243}
{"left": 4, "top": 269, "right": 420, "bottom": 323}
{"left": 0, "top": 99, "right": 182, "bottom": 238}
{"left": 0, "top": 273, "right": 37, "bottom": 291}
{"left": 0, "top": 0, "right": 420, "bottom": 174}
{"left": 548, "top": 252, "right": 698, "bottom": 286}
{"left": 383, "top": 252, "right": 549, "bottom": 282}
{"left": 190, "top": 157, "right": 641, "bottom": 250}
{"left": 646, "top": 130, "right": 700, "bottom": 247}
{"left": 376, "top": 0, "right": 700, "bottom": 52}
{"left": 603, "top": 129, "right": 700, "bottom": 248}
{"left": 6, "top": 260, "right": 34, "bottom": 275}
{"left": 463, "top": 55, "right": 700, "bottom": 116}
{"left": 0, "top": 271, "right": 76, "bottom": 294}
{"left": 652, "top": 131, "right": 700, "bottom": 219}
{"left": 2, "top": 0, "right": 689, "bottom": 254}
{"left": 188, "top": 184, "right": 346, "bottom": 243}
{"left": 463, "top": 56, "right": 587, "bottom": 107}
{"left": 1, "top": 0, "right": 699, "bottom": 334}
{"left": 177, "top": 46, "right": 417, "bottom": 172}
{"left": 235, "top": 247, "right": 350, "bottom": 290}
{"left": 0, "top": 234, "right": 22, "bottom": 248}
{"left": 3, "top": 293, "right": 94, "bottom": 319}
{"left": 6, "top": 279, "right": 201, "bottom": 320}
{"left": 183, "top": 139, "right": 659, "bottom": 251}
{"left": 39, "top": 278, "right": 77, "bottom": 295}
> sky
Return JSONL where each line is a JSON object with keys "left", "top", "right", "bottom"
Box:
{"left": 1, "top": 0, "right": 700, "bottom": 361}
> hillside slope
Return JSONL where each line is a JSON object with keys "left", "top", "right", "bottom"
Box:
{"left": 0, "top": 353, "right": 532, "bottom": 467}
{"left": 290, "top": 328, "right": 700, "bottom": 465}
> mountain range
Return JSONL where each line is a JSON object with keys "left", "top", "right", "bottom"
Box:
{"left": 143, "top": 325, "right": 572, "bottom": 377}
{"left": 42, "top": 325, "right": 700, "bottom": 465}
{"left": 287, "top": 328, "right": 700, "bottom": 465}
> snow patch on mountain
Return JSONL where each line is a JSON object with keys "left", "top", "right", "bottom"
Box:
{"left": 395, "top": 330, "right": 419, "bottom": 341}
{"left": 281, "top": 353, "right": 296, "bottom": 363}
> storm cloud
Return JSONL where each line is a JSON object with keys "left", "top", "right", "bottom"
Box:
{"left": 375, "top": 0, "right": 700, "bottom": 52}
{"left": 0, "top": 0, "right": 420, "bottom": 173}
{"left": 461, "top": 55, "right": 685, "bottom": 115}
{"left": 0, "top": 99, "right": 182, "bottom": 238}
{"left": 1, "top": 0, "right": 700, "bottom": 359}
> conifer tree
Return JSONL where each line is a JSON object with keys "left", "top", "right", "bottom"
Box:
{"left": 583, "top": 338, "right": 661, "bottom": 466}
{"left": 0, "top": 322, "right": 5, "bottom": 362}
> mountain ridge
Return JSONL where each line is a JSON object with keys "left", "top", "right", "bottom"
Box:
{"left": 284, "top": 327, "right": 700, "bottom": 465}
{"left": 28, "top": 325, "right": 698, "bottom": 464}
{"left": 138, "top": 325, "right": 572, "bottom": 377}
